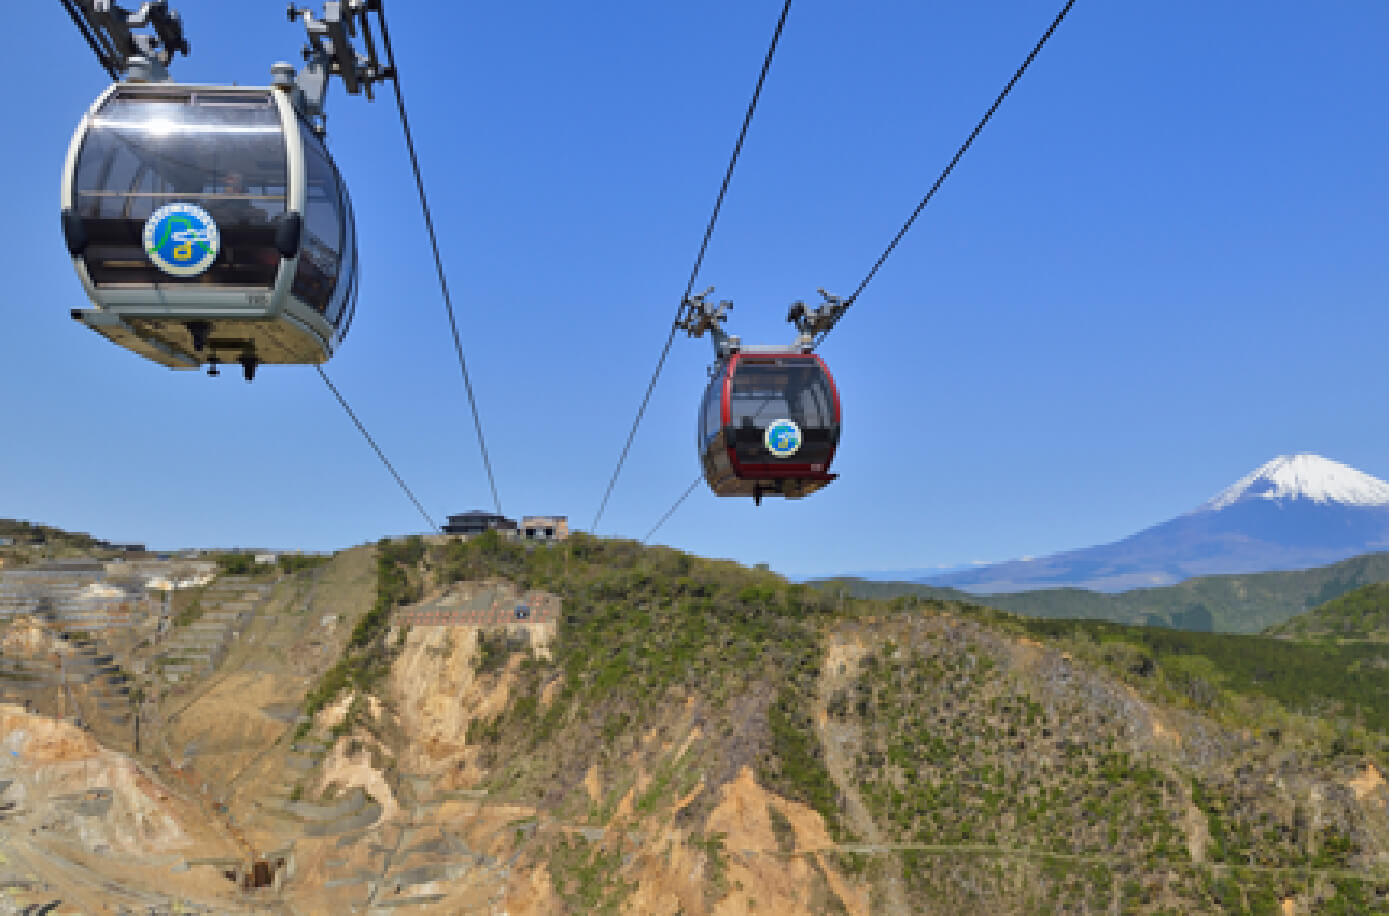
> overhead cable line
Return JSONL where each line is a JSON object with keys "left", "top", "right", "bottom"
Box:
{"left": 59, "top": 0, "right": 119, "bottom": 81}
{"left": 318, "top": 366, "right": 437, "bottom": 530}
{"left": 815, "top": 0, "right": 1076, "bottom": 348}
{"left": 642, "top": 1, "right": 1077, "bottom": 537}
{"left": 643, "top": 475, "right": 702, "bottom": 543}
{"left": 374, "top": 3, "right": 503, "bottom": 515}
{"left": 592, "top": 0, "right": 794, "bottom": 533}
{"left": 62, "top": 0, "right": 188, "bottom": 82}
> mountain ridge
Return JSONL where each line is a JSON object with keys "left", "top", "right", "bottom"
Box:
{"left": 923, "top": 454, "right": 1388, "bottom": 593}
{"left": 1264, "top": 582, "right": 1390, "bottom": 642}
{"left": 0, "top": 530, "right": 1385, "bottom": 912}
{"left": 812, "top": 551, "right": 1388, "bottom": 634}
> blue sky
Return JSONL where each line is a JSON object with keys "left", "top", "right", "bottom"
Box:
{"left": 2, "top": 1, "right": 1386, "bottom": 579}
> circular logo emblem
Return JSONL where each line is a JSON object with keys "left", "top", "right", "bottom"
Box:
{"left": 143, "top": 203, "right": 219, "bottom": 276}
{"left": 764, "top": 418, "right": 802, "bottom": 458}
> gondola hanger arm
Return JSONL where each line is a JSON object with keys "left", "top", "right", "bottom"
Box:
{"left": 678, "top": 286, "right": 846, "bottom": 358}
{"left": 676, "top": 287, "right": 739, "bottom": 360}
{"left": 60, "top": 0, "right": 189, "bottom": 81}
{"left": 786, "top": 288, "right": 848, "bottom": 350}
{"left": 284, "top": 1, "right": 394, "bottom": 133}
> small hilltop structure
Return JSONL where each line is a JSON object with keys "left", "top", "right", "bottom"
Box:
{"left": 440, "top": 512, "right": 568, "bottom": 542}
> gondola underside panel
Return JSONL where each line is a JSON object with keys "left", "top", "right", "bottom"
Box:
{"left": 71, "top": 310, "right": 328, "bottom": 367}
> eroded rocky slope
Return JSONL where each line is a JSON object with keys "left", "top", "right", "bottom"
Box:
{"left": 0, "top": 534, "right": 1385, "bottom": 913}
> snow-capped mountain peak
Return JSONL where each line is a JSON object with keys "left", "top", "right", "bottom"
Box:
{"left": 922, "top": 452, "right": 1387, "bottom": 594}
{"left": 1202, "top": 454, "right": 1389, "bottom": 511}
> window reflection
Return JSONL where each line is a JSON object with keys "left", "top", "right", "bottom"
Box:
{"left": 75, "top": 90, "right": 287, "bottom": 288}
{"left": 291, "top": 126, "right": 343, "bottom": 314}
{"left": 728, "top": 358, "right": 837, "bottom": 465}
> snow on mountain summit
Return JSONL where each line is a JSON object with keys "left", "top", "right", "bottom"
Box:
{"left": 1202, "top": 454, "right": 1389, "bottom": 511}
{"left": 924, "top": 453, "right": 1387, "bottom": 594}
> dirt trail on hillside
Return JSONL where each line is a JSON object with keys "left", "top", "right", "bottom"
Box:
{"left": 816, "top": 635, "right": 907, "bottom": 915}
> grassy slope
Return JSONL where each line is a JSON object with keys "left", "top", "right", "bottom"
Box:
{"left": 1264, "top": 583, "right": 1389, "bottom": 643}
{"left": 812, "top": 553, "right": 1390, "bottom": 634}
{"left": 0, "top": 517, "right": 103, "bottom": 547}
{"left": 305, "top": 533, "right": 1388, "bottom": 914}
{"left": 431, "top": 532, "right": 844, "bottom": 834}
{"left": 999, "top": 614, "right": 1387, "bottom": 732}
{"left": 837, "top": 611, "right": 1386, "bottom": 913}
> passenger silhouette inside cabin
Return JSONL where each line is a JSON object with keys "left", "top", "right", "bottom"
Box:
{"left": 216, "top": 171, "right": 268, "bottom": 225}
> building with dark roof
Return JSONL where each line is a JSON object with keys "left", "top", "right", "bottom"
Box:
{"left": 441, "top": 512, "right": 518, "bottom": 536}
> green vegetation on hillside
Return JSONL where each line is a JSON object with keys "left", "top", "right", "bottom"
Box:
{"left": 5, "top": 516, "right": 1383, "bottom": 913}
{"left": 0, "top": 518, "right": 103, "bottom": 552}
{"left": 300, "top": 536, "right": 423, "bottom": 730}
{"left": 294, "top": 532, "right": 1386, "bottom": 913}
{"left": 211, "top": 552, "right": 262, "bottom": 577}
{"left": 211, "top": 551, "right": 331, "bottom": 579}
{"left": 814, "top": 553, "right": 1389, "bottom": 634}
{"left": 1000, "top": 616, "right": 1388, "bottom": 729}
{"left": 838, "top": 613, "right": 1384, "bottom": 912}
{"left": 839, "top": 627, "right": 1197, "bottom": 908}
{"left": 1264, "top": 583, "right": 1389, "bottom": 643}
{"left": 431, "top": 531, "right": 848, "bottom": 837}
{"left": 171, "top": 596, "right": 204, "bottom": 628}
{"left": 548, "top": 835, "right": 631, "bottom": 913}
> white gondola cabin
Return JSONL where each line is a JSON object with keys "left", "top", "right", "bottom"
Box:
{"left": 61, "top": 79, "right": 357, "bottom": 377}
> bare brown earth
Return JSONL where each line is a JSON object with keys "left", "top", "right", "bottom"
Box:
{"left": 817, "top": 633, "right": 905, "bottom": 914}
{"left": 0, "top": 545, "right": 1385, "bottom": 913}
{"left": 0, "top": 703, "right": 248, "bottom": 913}
{"left": 0, "top": 566, "right": 879, "bottom": 913}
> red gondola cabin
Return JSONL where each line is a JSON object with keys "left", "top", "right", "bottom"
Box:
{"left": 698, "top": 350, "right": 841, "bottom": 503}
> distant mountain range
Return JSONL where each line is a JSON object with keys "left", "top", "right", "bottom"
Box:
{"left": 811, "top": 552, "right": 1389, "bottom": 635}
{"left": 915, "top": 454, "right": 1388, "bottom": 594}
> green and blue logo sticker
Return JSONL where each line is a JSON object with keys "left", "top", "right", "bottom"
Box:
{"left": 143, "top": 203, "right": 219, "bottom": 276}
{"left": 764, "top": 418, "right": 802, "bottom": 458}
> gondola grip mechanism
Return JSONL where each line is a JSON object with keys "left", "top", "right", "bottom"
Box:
{"left": 787, "top": 288, "right": 847, "bottom": 350}
{"left": 677, "top": 287, "right": 741, "bottom": 359}
{"left": 287, "top": 0, "right": 392, "bottom": 132}
{"left": 61, "top": 0, "right": 189, "bottom": 81}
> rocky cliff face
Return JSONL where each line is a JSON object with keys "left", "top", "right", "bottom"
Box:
{"left": 0, "top": 534, "right": 1384, "bottom": 913}
{"left": 0, "top": 704, "right": 248, "bottom": 913}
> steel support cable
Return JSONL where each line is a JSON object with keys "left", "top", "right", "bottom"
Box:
{"left": 60, "top": 0, "right": 121, "bottom": 81}
{"left": 647, "top": 1, "right": 1076, "bottom": 537}
{"left": 642, "top": 395, "right": 782, "bottom": 541}
{"left": 317, "top": 366, "right": 437, "bottom": 530}
{"left": 643, "top": 475, "right": 702, "bottom": 543}
{"left": 816, "top": 0, "right": 1076, "bottom": 348}
{"left": 375, "top": 4, "right": 503, "bottom": 515}
{"left": 591, "top": 0, "right": 794, "bottom": 534}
